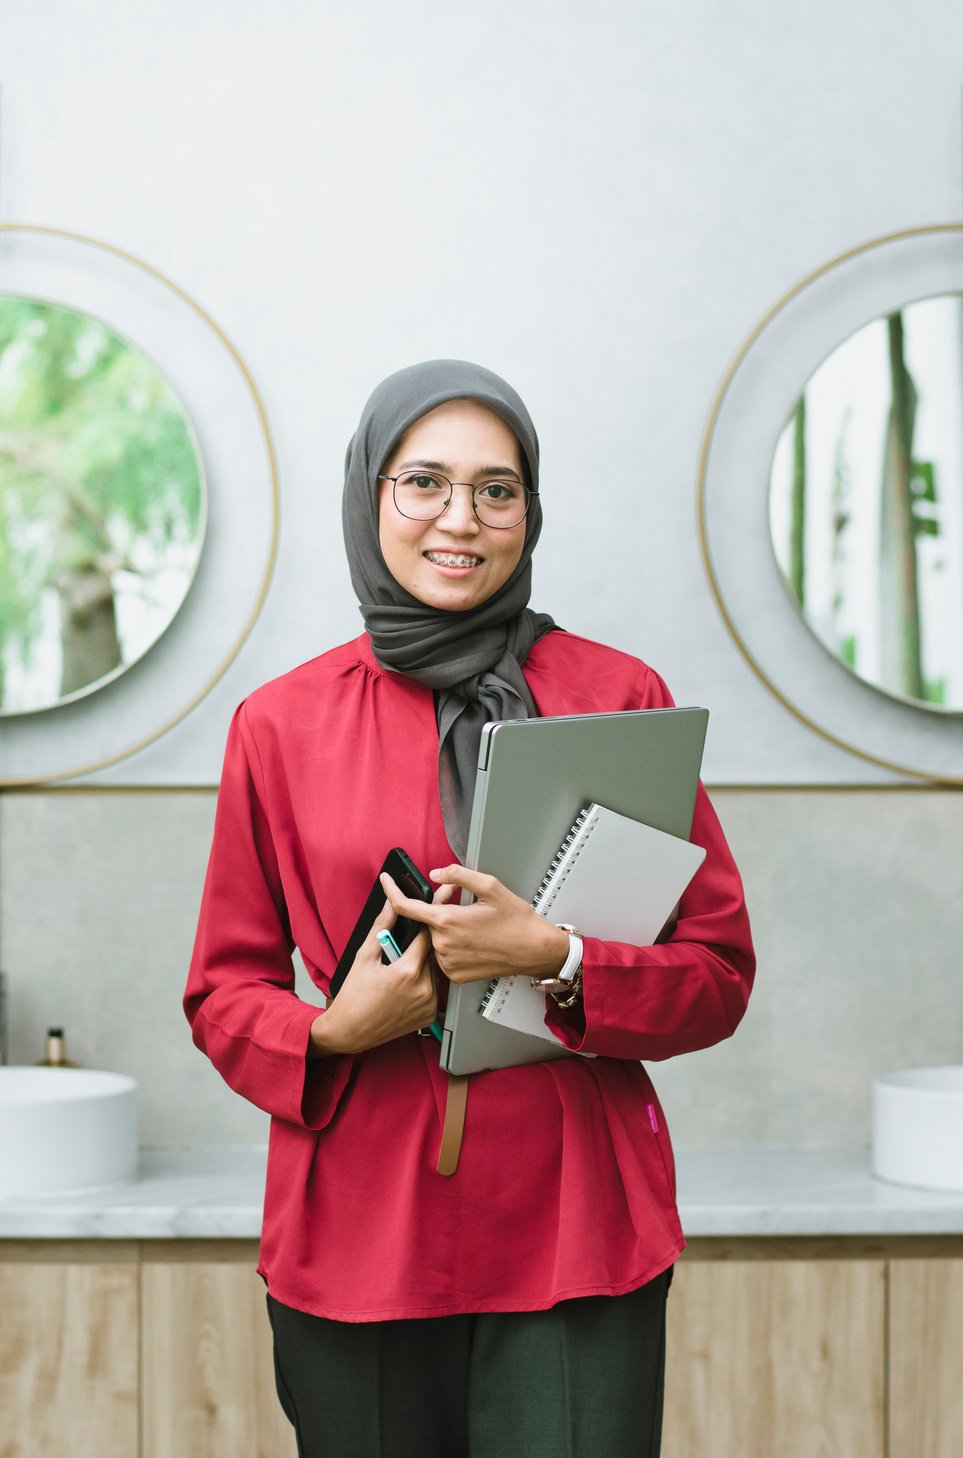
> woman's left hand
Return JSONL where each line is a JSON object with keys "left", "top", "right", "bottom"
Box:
{"left": 381, "top": 865, "right": 570, "bottom": 985}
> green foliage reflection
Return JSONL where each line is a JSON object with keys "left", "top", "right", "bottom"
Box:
{"left": 769, "top": 295, "right": 963, "bottom": 712}
{"left": 0, "top": 296, "right": 204, "bottom": 711}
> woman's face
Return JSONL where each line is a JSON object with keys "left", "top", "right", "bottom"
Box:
{"left": 377, "top": 398, "right": 528, "bottom": 613}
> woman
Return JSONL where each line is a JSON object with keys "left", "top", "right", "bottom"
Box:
{"left": 185, "top": 359, "right": 754, "bottom": 1458}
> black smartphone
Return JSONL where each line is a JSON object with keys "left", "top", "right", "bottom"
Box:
{"left": 329, "top": 848, "right": 433, "bottom": 998}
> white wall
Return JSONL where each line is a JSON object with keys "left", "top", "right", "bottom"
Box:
{"left": 4, "top": 0, "right": 963, "bottom": 783}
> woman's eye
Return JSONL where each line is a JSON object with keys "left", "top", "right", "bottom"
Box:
{"left": 407, "top": 474, "right": 445, "bottom": 491}
{"left": 478, "top": 481, "right": 520, "bottom": 502}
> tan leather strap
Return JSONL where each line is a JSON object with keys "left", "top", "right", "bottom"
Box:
{"left": 436, "top": 1073, "right": 469, "bottom": 1176}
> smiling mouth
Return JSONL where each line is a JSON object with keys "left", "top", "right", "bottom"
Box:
{"left": 424, "top": 551, "right": 483, "bottom": 568}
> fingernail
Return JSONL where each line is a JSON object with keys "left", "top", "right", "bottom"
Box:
{"left": 429, "top": 869, "right": 442, "bottom": 880}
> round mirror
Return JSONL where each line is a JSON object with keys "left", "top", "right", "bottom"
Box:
{"left": 769, "top": 292, "right": 963, "bottom": 713}
{"left": 0, "top": 293, "right": 206, "bottom": 715}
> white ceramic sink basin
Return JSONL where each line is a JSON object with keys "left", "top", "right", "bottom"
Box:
{"left": 0, "top": 1067, "right": 138, "bottom": 1197}
{"left": 872, "top": 1066, "right": 963, "bottom": 1193}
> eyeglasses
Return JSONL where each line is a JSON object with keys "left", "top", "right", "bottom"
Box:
{"left": 378, "top": 470, "right": 537, "bottom": 529}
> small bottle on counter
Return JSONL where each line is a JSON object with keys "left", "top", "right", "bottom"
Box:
{"left": 37, "top": 1028, "right": 78, "bottom": 1068}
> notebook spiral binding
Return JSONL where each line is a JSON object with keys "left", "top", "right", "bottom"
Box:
{"left": 530, "top": 805, "right": 598, "bottom": 911}
{"left": 483, "top": 804, "right": 599, "bottom": 1016}
{"left": 480, "top": 976, "right": 518, "bottom": 1015}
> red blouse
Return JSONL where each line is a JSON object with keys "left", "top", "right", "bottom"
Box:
{"left": 184, "top": 630, "right": 754, "bottom": 1321}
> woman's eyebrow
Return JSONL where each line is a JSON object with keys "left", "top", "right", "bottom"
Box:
{"left": 480, "top": 465, "right": 523, "bottom": 481}
{"left": 396, "top": 458, "right": 523, "bottom": 480}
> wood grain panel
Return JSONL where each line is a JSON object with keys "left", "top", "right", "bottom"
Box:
{"left": 682, "top": 1235, "right": 963, "bottom": 1262}
{"left": 888, "top": 1258, "right": 963, "bottom": 1458}
{"left": 141, "top": 1259, "right": 296, "bottom": 1458}
{"left": 663, "top": 1257, "right": 885, "bottom": 1458}
{"left": 138, "top": 1238, "right": 261, "bottom": 1263}
{"left": 0, "top": 1262, "right": 138, "bottom": 1458}
{"left": 0, "top": 1240, "right": 139, "bottom": 1263}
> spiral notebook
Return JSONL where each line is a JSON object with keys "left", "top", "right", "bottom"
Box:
{"left": 479, "top": 802, "right": 706, "bottom": 1045}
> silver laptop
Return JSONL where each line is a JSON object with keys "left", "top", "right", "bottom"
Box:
{"left": 440, "top": 706, "right": 709, "bottom": 1075}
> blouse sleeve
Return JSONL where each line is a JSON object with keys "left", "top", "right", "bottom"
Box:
{"left": 183, "top": 703, "right": 354, "bottom": 1127}
{"left": 543, "top": 671, "right": 755, "bottom": 1062}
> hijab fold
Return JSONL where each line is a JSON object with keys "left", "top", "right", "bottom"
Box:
{"left": 342, "top": 360, "right": 556, "bottom": 859}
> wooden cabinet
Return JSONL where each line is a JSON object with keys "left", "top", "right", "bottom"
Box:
{"left": 664, "top": 1242, "right": 886, "bottom": 1458}
{"left": 0, "top": 1240, "right": 292, "bottom": 1458}
{"left": 888, "top": 1256, "right": 963, "bottom": 1458}
{"left": 0, "top": 1242, "right": 139, "bottom": 1458}
{"left": 0, "top": 1236, "right": 960, "bottom": 1457}
{"left": 141, "top": 1243, "right": 295, "bottom": 1458}
{"left": 662, "top": 1237, "right": 963, "bottom": 1458}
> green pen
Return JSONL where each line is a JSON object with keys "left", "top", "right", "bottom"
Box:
{"left": 377, "top": 928, "right": 403, "bottom": 961}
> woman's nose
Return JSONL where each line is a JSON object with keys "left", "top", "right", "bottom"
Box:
{"left": 437, "top": 483, "right": 480, "bottom": 533}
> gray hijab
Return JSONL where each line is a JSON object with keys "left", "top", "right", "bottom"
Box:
{"left": 342, "top": 359, "right": 557, "bottom": 860}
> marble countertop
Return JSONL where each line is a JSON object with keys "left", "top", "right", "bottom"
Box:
{"left": 1, "top": 1145, "right": 962, "bottom": 1239}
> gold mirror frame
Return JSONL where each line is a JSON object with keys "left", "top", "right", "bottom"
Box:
{"left": 0, "top": 222, "right": 279, "bottom": 787}
{"left": 697, "top": 222, "right": 963, "bottom": 786}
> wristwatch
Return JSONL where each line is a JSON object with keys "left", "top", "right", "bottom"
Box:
{"left": 531, "top": 923, "right": 583, "bottom": 1009}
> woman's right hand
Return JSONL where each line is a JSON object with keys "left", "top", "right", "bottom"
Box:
{"left": 308, "top": 900, "right": 438, "bottom": 1057}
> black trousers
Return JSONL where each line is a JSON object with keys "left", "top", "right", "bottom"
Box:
{"left": 267, "top": 1269, "right": 671, "bottom": 1458}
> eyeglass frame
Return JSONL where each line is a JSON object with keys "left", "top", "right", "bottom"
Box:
{"left": 377, "top": 471, "right": 539, "bottom": 530}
